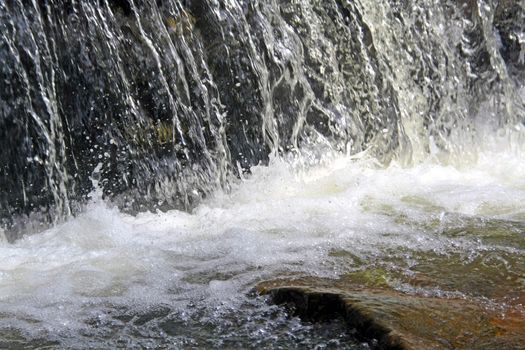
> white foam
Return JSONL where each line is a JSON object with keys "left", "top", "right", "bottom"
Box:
{"left": 0, "top": 144, "right": 524, "bottom": 340}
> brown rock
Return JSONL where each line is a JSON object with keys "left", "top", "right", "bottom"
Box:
{"left": 256, "top": 279, "right": 525, "bottom": 350}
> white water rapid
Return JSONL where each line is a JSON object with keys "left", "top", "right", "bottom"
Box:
{"left": 0, "top": 131, "right": 524, "bottom": 348}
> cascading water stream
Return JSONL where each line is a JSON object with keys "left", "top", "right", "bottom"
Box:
{"left": 0, "top": 0, "right": 524, "bottom": 348}
{"left": 1, "top": 0, "right": 523, "bottom": 238}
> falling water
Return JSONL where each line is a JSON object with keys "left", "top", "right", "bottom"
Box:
{"left": 0, "top": 0, "right": 524, "bottom": 348}
{"left": 2, "top": 0, "right": 522, "bottom": 236}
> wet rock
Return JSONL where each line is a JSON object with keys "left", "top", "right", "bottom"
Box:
{"left": 256, "top": 279, "right": 525, "bottom": 350}
{"left": 494, "top": 0, "right": 525, "bottom": 74}
{"left": 257, "top": 220, "right": 525, "bottom": 349}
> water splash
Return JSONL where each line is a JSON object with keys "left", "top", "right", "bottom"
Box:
{"left": 0, "top": 144, "right": 524, "bottom": 346}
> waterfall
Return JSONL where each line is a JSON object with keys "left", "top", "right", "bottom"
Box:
{"left": 1, "top": 0, "right": 524, "bottom": 240}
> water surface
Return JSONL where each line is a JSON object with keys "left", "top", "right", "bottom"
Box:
{"left": 1, "top": 144, "right": 524, "bottom": 348}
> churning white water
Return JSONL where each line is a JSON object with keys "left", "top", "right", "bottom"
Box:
{"left": 0, "top": 133, "right": 524, "bottom": 348}
{"left": 1, "top": 0, "right": 524, "bottom": 347}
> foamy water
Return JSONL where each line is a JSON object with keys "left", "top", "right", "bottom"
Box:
{"left": 1, "top": 143, "right": 524, "bottom": 347}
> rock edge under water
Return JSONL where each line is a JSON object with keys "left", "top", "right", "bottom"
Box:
{"left": 256, "top": 280, "right": 525, "bottom": 350}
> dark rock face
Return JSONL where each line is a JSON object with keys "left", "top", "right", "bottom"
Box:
{"left": 0, "top": 0, "right": 523, "bottom": 238}
{"left": 495, "top": 0, "right": 525, "bottom": 75}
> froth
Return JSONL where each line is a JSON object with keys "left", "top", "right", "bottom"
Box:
{"left": 0, "top": 147, "right": 524, "bottom": 343}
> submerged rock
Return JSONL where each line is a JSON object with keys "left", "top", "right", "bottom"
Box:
{"left": 257, "top": 217, "right": 525, "bottom": 350}
{"left": 256, "top": 279, "right": 525, "bottom": 350}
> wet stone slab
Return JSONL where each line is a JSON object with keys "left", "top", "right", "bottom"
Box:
{"left": 256, "top": 215, "right": 525, "bottom": 350}
{"left": 256, "top": 279, "right": 525, "bottom": 350}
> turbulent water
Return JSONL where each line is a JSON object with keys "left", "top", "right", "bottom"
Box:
{"left": 1, "top": 0, "right": 525, "bottom": 348}
{"left": 0, "top": 140, "right": 525, "bottom": 348}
